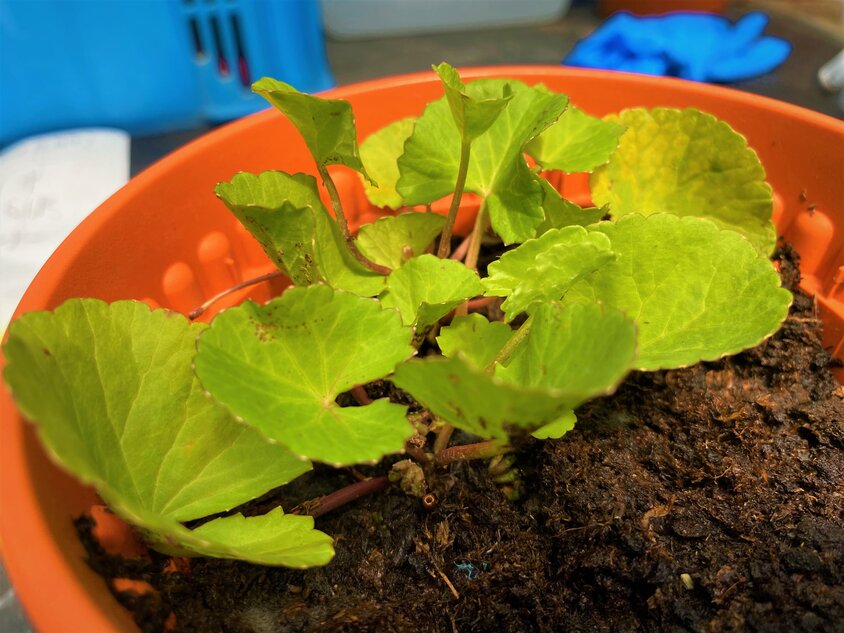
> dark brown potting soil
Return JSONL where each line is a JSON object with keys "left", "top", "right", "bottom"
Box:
{"left": 78, "top": 245, "right": 844, "bottom": 633}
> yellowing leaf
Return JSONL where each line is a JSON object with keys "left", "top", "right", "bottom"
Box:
{"left": 359, "top": 117, "right": 416, "bottom": 209}
{"left": 591, "top": 107, "right": 776, "bottom": 255}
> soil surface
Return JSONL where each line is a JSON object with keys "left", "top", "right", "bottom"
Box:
{"left": 79, "top": 245, "right": 844, "bottom": 632}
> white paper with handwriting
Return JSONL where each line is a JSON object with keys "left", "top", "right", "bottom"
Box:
{"left": 0, "top": 129, "right": 130, "bottom": 331}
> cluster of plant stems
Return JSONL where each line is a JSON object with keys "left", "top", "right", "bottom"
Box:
{"left": 194, "top": 144, "right": 519, "bottom": 516}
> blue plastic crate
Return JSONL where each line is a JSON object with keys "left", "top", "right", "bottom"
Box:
{"left": 0, "top": 0, "right": 334, "bottom": 146}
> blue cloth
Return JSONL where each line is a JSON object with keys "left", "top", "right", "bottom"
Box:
{"left": 563, "top": 12, "right": 791, "bottom": 83}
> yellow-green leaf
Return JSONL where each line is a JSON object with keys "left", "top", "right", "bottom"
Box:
{"left": 483, "top": 225, "right": 616, "bottom": 319}
{"left": 434, "top": 62, "right": 512, "bottom": 143}
{"left": 527, "top": 105, "right": 624, "bottom": 173}
{"left": 393, "top": 303, "right": 635, "bottom": 438}
{"left": 356, "top": 212, "right": 446, "bottom": 269}
{"left": 380, "top": 254, "right": 484, "bottom": 328}
{"left": 2, "top": 300, "right": 331, "bottom": 567}
{"left": 591, "top": 108, "right": 775, "bottom": 255}
{"left": 253, "top": 77, "right": 370, "bottom": 179}
{"left": 215, "top": 171, "right": 322, "bottom": 284}
{"left": 437, "top": 314, "right": 512, "bottom": 369}
{"left": 564, "top": 214, "right": 792, "bottom": 369}
{"left": 359, "top": 117, "right": 416, "bottom": 209}
{"left": 195, "top": 286, "right": 415, "bottom": 465}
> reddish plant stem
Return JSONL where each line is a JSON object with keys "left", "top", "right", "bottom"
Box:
{"left": 188, "top": 270, "right": 285, "bottom": 320}
{"left": 466, "top": 296, "right": 497, "bottom": 313}
{"left": 318, "top": 164, "right": 391, "bottom": 275}
{"left": 435, "top": 440, "right": 506, "bottom": 466}
{"left": 296, "top": 476, "right": 390, "bottom": 519}
{"left": 450, "top": 233, "right": 472, "bottom": 261}
{"left": 350, "top": 384, "right": 372, "bottom": 405}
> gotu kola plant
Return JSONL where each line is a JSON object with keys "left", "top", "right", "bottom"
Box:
{"left": 2, "top": 63, "right": 791, "bottom": 569}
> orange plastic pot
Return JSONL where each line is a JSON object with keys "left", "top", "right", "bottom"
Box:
{"left": 1, "top": 67, "right": 842, "bottom": 632}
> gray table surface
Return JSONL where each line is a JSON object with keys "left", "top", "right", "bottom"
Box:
{"left": 2, "top": 3, "right": 841, "bottom": 631}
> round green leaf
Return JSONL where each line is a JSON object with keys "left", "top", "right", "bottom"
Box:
{"left": 185, "top": 509, "right": 334, "bottom": 568}
{"left": 564, "top": 214, "right": 792, "bottom": 370}
{"left": 591, "top": 107, "right": 776, "bottom": 255}
{"left": 195, "top": 285, "right": 415, "bottom": 465}
{"left": 380, "top": 254, "right": 484, "bottom": 328}
{"left": 356, "top": 212, "right": 446, "bottom": 269}
{"left": 527, "top": 105, "right": 624, "bottom": 173}
{"left": 137, "top": 507, "right": 334, "bottom": 568}
{"left": 392, "top": 355, "right": 576, "bottom": 440}
{"left": 394, "top": 302, "right": 636, "bottom": 439}
{"left": 483, "top": 225, "right": 616, "bottom": 319}
{"left": 397, "top": 79, "right": 569, "bottom": 244}
{"left": 437, "top": 314, "right": 513, "bottom": 369}
{"left": 496, "top": 302, "right": 637, "bottom": 395}
{"left": 2, "top": 300, "right": 310, "bottom": 521}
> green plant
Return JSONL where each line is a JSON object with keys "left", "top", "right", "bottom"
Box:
{"left": 2, "top": 64, "right": 791, "bottom": 570}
